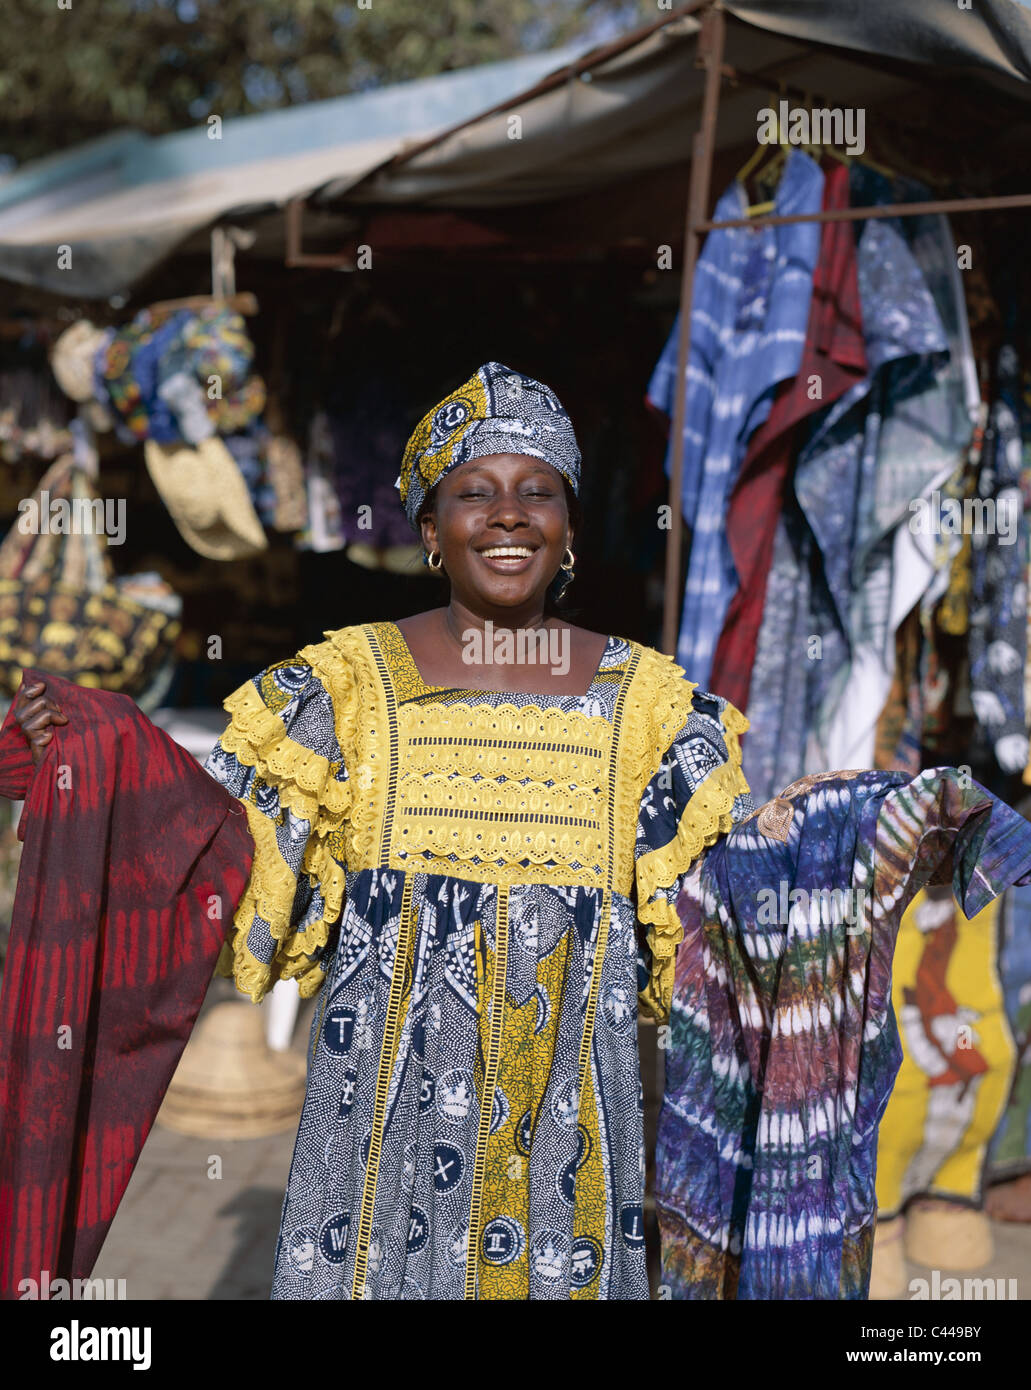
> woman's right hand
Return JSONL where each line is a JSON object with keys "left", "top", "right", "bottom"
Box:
{"left": 13, "top": 679, "right": 69, "bottom": 765}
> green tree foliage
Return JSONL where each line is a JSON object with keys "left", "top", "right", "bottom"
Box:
{"left": 1, "top": 0, "right": 657, "bottom": 167}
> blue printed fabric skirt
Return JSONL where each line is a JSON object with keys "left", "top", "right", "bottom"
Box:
{"left": 270, "top": 867, "right": 649, "bottom": 1299}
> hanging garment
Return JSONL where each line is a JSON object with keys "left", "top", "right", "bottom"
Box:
{"left": 875, "top": 345, "right": 1029, "bottom": 784}
{"left": 0, "top": 669, "right": 253, "bottom": 1299}
{"left": 328, "top": 384, "right": 423, "bottom": 551}
{"left": 812, "top": 202, "right": 977, "bottom": 772}
{"left": 203, "top": 622, "right": 754, "bottom": 1299}
{"left": 655, "top": 766, "right": 1031, "bottom": 1300}
{"left": 296, "top": 411, "right": 346, "bottom": 553}
{"left": 875, "top": 886, "right": 1014, "bottom": 1216}
{"left": 742, "top": 215, "right": 951, "bottom": 805}
{"left": 872, "top": 602, "right": 925, "bottom": 777}
{"left": 222, "top": 424, "right": 282, "bottom": 532}
{"left": 966, "top": 344, "right": 1029, "bottom": 776}
{"left": 645, "top": 149, "right": 824, "bottom": 688}
{"left": 709, "top": 161, "right": 866, "bottom": 713}
{"left": 988, "top": 881, "right": 1031, "bottom": 1178}
{"left": 873, "top": 398, "right": 993, "bottom": 777}
{"left": 98, "top": 303, "right": 265, "bottom": 445}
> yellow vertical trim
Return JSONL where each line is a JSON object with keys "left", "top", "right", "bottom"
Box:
{"left": 564, "top": 886, "right": 613, "bottom": 1301}
{"left": 464, "top": 884, "right": 510, "bottom": 1300}
{"left": 351, "top": 873, "right": 415, "bottom": 1299}
{"left": 577, "top": 887, "right": 612, "bottom": 1113}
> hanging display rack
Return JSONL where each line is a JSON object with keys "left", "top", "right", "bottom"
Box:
{"left": 660, "top": 0, "right": 1031, "bottom": 655}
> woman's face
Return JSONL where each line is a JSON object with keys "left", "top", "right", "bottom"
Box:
{"left": 419, "top": 453, "right": 571, "bottom": 613}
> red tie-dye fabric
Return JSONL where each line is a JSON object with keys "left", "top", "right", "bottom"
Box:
{"left": 0, "top": 668, "right": 253, "bottom": 1298}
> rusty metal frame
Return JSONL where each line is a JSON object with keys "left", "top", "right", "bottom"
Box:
{"left": 284, "top": 197, "right": 359, "bottom": 269}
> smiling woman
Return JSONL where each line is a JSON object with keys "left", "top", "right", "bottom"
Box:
{"left": 195, "top": 359, "right": 757, "bottom": 1299}
{"left": 420, "top": 452, "right": 569, "bottom": 590}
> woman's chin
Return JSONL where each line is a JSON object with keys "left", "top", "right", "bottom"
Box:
{"left": 463, "top": 581, "right": 545, "bottom": 611}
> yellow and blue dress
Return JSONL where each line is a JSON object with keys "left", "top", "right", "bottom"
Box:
{"left": 203, "top": 620, "right": 752, "bottom": 1299}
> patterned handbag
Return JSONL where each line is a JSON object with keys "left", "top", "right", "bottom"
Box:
{"left": 0, "top": 454, "right": 181, "bottom": 698}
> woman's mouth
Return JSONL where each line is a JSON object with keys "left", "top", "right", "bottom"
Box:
{"left": 476, "top": 545, "right": 538, "bottom": 574}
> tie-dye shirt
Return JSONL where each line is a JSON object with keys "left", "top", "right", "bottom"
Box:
{"left": 656, "top": 767, "right": 1031, "bottom": 1299}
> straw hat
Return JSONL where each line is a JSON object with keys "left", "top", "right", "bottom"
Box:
{"left": 50, "top": 320, "right": 109, "bottom": 403}
{"left": 155, "top": 1000, "right": 306, "bottom": 1139}
{"left": 144, "top": 435, "right": 268, "bottom": 560}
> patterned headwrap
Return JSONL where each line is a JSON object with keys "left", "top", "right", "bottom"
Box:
{"left": 395, "top": 361, "right": 581, "bottom": 528}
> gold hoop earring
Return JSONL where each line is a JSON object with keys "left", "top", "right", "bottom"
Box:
{"left": 427, "top": 550, "right": 443, "bottom": 571}
{"left": 560, "top": 547, "right": 575, "bottom": 572}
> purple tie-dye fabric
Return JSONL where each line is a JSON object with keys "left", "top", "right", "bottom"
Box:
{"left": 656, "top": 767, "right": 1031, "bottom": 1300}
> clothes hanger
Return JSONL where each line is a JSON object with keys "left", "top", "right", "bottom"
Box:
{"left": 807, "top": 91, "right": 894, "bottom": 182}
{"left": 737, "top": 89, "right": 787, "bottom": 218}
{"left": 820, "top": 145, "right": 896, "bottom": 181}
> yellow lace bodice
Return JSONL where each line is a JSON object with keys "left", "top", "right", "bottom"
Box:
{"left": 210, "top": 622, "right": 750, "bottom": 1019}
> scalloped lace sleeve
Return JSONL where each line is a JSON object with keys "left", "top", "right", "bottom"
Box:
{"left": 634, "top": 686, "right": 754, "bottom": 1022}
{"left": 203, "top": 657, "right": 353, "bottom": 1003}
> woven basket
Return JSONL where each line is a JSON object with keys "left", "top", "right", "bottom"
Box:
{"left": 0, "top": 454, "right": 180, "bottom": 698}
{"left": 904, "top": 1199, "right": 994, "bottom": 1271}
{"left": 155, "top": 1001, "right": 306, "bottom": 1140}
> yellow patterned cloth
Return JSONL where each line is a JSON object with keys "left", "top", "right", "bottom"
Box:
{"left": 203, "top": 621, "right": 753, "bottom": 1298}
{"left": 875, "top": 885, "right": 1015, "bottom": 1215}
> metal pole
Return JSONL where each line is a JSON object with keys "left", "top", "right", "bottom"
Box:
{"left": 698, "top": 188, "right": 1031, "bottom": 232}
{"left": 662, "top": 0, "right": 726, "bottom": 658}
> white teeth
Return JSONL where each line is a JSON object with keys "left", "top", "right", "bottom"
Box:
{"left": 480, "top": 548, "right": 534, "bottom": 558}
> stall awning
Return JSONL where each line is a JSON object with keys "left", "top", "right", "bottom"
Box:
{"left": 320, "top": 0, "right": 1031, "bottom": 211}
{"left": 0, "top": 42, "right": 594, "bottom": 298}
{"left": 4, "top": 0, "right": 1031, "bottom": 298}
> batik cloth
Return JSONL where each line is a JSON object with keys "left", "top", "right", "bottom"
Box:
{"left": 812, "top": 192, "right": 977, "bottom": 771}
{"left": 743, "top": 213, "right": 951, "bottom": 804}
{"left": 646, "top": 149, "right": 824, "bottom": 688}
{"left": 875, "top": 886, "right": 1014, "bottom": 1216}
{"left": 396, "top": 362, "right": 582, "bottom": 529}
{"left": 203, "top": 622, "right": 753, "bottom": 1300}
{"left": 98, "top": 303, "right": 265, "bottom": 444}
{"left": 656, "top": 766, "right": 1031, "bottom": 1300}
{"left": 223, "top": 424, "right": 281, "bottom": 531}
{"left": 967, "top": 344, "right": 1029, "bottom": 776}
{"left": 710, "top": 160, "right": 865, "bottom": 713}
{"left": 0, "top": 669, "right": 253, "bottom": 1298}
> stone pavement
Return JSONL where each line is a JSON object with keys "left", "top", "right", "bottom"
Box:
{"left": 92, "top": 993, "right": 1031, "bottom": 1301}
